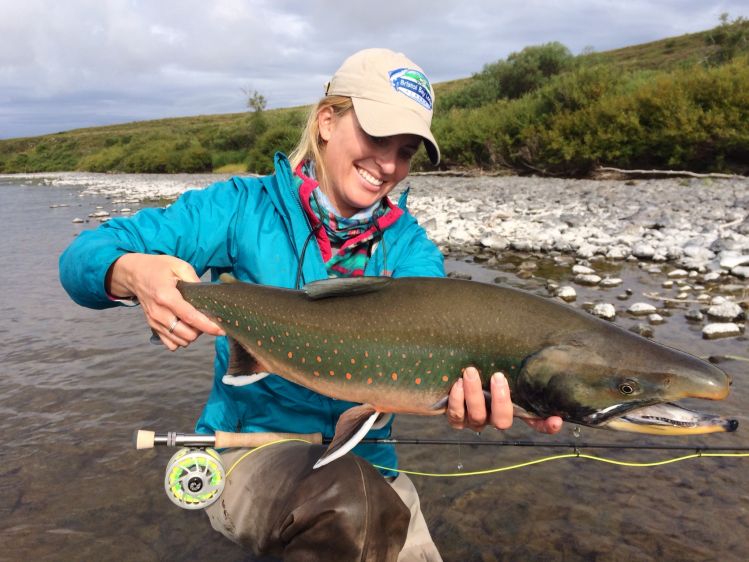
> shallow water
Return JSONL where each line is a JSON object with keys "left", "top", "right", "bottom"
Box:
{"left": 0, "top": 178, "right": 747, "bottom": 561}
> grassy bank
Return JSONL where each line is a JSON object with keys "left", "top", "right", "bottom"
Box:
{"left": 1, "top": 18, "right": 747, "bottom": 177}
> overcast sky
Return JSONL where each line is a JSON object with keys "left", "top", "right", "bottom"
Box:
{"left": 1, "top": 0, "right": 746, "bottom": 139}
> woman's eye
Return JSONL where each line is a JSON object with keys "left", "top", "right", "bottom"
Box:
{"left": 367, "top": 133, "right": 386, "bottom": 145}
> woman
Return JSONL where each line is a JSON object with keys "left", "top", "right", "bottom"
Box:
{"left": 60, "top": 48, "right": 561, "bottom": 561}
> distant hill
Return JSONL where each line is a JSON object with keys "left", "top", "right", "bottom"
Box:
{"left": 1, "top": 16, "right": 747, "bottom": 176}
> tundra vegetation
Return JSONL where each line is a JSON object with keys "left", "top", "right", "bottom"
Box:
{"left": 1, "top": 16, "right": 747, "bottom": 177}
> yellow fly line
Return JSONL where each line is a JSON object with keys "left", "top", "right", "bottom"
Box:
{"left": 224, "top": 438, "right": 749, "bottom": 479}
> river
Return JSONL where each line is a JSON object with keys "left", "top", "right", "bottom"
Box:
{"left": 0, "top": 176, "right": 747, "bottom": 561}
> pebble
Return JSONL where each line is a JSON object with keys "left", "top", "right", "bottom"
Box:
{"left": 591, "top": 303, "right": 616, "bottom": 320}
{"left": 628, "top": 302, "right": 657, "bottom": 316}
{"left": 733, "top": 266, "right": 749, "bottom": 279}
{"left": 703, "top": 271, "right": 722, "bottom": 283}
{"left": 685, "top": 309, "right": 705, "bottom": 321}
{"left": 88, "top": 210, "right": 110, "bottom": 218}
{"left": 707, "top": 301, "right": 743, "bottom": 321}
{"left": 574, "top": 274, "right": 601, "bottom": 286}
{"left": 556, "top": 286, "right": 577, "bottom": 302}
{"left": 633, "top": 243, "right": 656, "bottom": 260}
{"left": 630, "top": 323, "right": 654, "bottom": 337}
{"left": 572, "top": 264, "right": 596, "bottom": 275}
{"left": 600, "top": 277, "right": 623, "bottom": 288}
{"left": 702, "top": 323, "right": 742, "bottom": 339}
{"left": 72, "top": 218, "right": 84, "bottom": 224}
{"left": 662, "top": 280, "right": 674, "bottom": 288}
{"left": 648, "top": 313, "right": 665, "bottom": 325}
{"left": 668, "top": 269, "right": 688, "bottom": 278}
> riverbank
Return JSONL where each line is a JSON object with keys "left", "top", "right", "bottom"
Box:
{"left": 5, "top": 170, "right": 748, "bottom": 273}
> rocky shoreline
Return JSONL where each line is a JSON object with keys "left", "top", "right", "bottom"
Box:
{"left": 5, "top": 170, "right": 747, "bottom": 338}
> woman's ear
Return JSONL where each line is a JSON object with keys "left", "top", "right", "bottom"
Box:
{"left": 317, "top": 107, "right": 335, "bottom": 142}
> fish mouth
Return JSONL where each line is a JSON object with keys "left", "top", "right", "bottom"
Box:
{"left": 599, "top": 403, "right": 739, "bottom": 435}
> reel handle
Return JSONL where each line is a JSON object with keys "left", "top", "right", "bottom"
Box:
{"left": 135, "top": 429, "right": 323, "bottom": 450}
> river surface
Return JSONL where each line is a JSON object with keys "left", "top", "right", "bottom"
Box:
{"left": 1, "top": 177, "right": 747, "bottom": 561}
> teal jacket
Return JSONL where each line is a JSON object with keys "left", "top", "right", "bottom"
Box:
{"left": 59, "top": 153, "right": 445, "bottom": 473}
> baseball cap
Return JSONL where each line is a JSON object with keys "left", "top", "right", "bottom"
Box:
{"left": 325, "top": 48, "right": 440, "bottom": 165}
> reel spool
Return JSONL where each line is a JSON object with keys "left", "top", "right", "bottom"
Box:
{"left": 164, "top": 447, "right": 225, "bottom": 509}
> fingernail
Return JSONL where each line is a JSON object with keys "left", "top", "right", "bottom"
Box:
{"left": 491, "top": 372, "right": 506, "bottom": 385}
{"left": 465, "top": 369, "right": 478, "bottom": 382}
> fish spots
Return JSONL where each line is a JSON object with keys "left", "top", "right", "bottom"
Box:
{"left": 350, "top": 358, "right": 356, "bottom": 365}
{"left": 442, "top": 375, "right": 449, "bottom": 382}
{"left": 367, "top": 377, "right": 373, "bottom": 385}
{"left": 415, "top": 378, "right": 422, "bottom": 385}
{"left": 391, "top": 372, "right": 398, "bottom": 381}
{"left": 345, "top": 373, "right": 352, "bottom": 380}
{"left": 257, "top": 340, "right": 262, "bottom": 347}
{"left": 329, "top": 370, "right": 335, "bottom": 377}
{"left": 316, "top": 356, "right": 322, "bottom": 363}
{"left": 364, "top": 351, "right": 369, "bottom": 358}
{"left": 287, "top": 351, "right": 293, "bottom": 359}
{"left": 314, "top": 371, "right": 320, "bottom": 377}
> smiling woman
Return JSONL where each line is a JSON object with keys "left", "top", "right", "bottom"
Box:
{"left": 58, "top": 47, "right": 561, "bottom": 562}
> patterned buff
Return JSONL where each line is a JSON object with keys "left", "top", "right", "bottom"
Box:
{"left": 297, "top": 162, "right": 403, "bottom": 277}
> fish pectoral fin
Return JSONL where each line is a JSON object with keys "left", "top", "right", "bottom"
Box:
{"left": 371, "top": 413, "right": 394, "bottom": 430}
{"left": 227, "top": 337, "right": 266, "bottom": 377}
{"left": 313, "top": 404, "right": 380, "bottom": 469}
{"left": 511, "top": 403, "right": 542, "bottom": 421}
{"left": 303, "top": 277, "right": 392, "bottom": 300}
{"left": 222, "top": 373, "right": 270, "bottom": 386}
{"left": 218, "top": 273, "right": 240, "bottom": 284}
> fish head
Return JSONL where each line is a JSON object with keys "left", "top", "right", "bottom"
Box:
{"left": 514, "top": 330, "right": 737, "bottom": 435}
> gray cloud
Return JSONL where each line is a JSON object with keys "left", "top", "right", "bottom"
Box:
{"left": 1, "top": 0, "right": 746, "bottom": 138}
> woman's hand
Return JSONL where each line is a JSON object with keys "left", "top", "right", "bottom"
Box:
{"left": 107, "top": 253, "right": 225, "bottom": 351}
{"left": 447, "top": 366, "right": 563, "bottom": 434}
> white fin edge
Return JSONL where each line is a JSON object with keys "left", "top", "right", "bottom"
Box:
{"left": 312, "top": 410, "right": 380, "bottom": 469}
{"left": 222, "top": 372, "right": 270, "bottom": 387}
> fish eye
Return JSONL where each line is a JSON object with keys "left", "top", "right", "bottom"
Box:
{"left": 618, "top": 380, "right": 639, "bottom": 395}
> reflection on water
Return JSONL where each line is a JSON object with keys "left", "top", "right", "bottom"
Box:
{"left": 1, "top": 180, "right": 747, "bottom": 561}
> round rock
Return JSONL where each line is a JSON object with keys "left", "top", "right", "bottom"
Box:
{"left": 702, "top": 323, "right": 741, "bottom": 339}
{"left": 591, "top": 303, "right": 616, "bottom": 320}
{"left": 628, "top": 302, "right": 657, "bottom": 316}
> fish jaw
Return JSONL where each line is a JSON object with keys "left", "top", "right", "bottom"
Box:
{"left": 599, "top": 402, "right": 739, "bottom": 435}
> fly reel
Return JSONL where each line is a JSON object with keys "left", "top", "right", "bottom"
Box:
{"left": 164, "top": 447, "right": 226, "bottom": 509}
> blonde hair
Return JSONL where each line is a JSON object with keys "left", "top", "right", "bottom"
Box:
{"left": 288, "top": 95, "right": 353, "bottom": 192}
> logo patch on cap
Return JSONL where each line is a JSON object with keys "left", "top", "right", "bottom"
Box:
{"left": 388, "top": 68, "right": 433, "bottom": 110}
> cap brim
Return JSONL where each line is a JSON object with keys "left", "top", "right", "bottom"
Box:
{"left": 352, "top": 97, "right": 440, "bottom": 166}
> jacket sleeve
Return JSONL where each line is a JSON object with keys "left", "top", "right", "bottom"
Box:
{"left": 59, "top": 179, "right": 244, "bottom": 309}
{"left": 389, "top": 215, "right": 445, "bottom": 279}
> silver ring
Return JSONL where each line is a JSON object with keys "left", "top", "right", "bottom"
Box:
{"left": 167, "top": 317, "right": 180, "bottom": 334}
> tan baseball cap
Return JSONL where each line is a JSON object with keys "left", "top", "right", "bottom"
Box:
{"left": 325, "top": 48, "right": 440, "bottom": 165}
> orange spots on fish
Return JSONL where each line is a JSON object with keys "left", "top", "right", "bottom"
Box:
{"left": 442, "top": 375, "right": 449, "bottom": 382}
{"left": 285, "top": 331, "right": 290, "bottom": 337}
{"left": 387, "top": 351, "right": 392, "bottom": 358}
{"left": 329, "top": 370, "right": 335, "bottom": 377}
{"left": 345, "top": 373, "right": 352, "bottom": 380}
{"left": 316, "top": 356, "right": 322, "bottom": 363}
{"left": 270, "top": 336, "right": 276, "bottom": 343}
{"left": 257, "top": 340, "right": 262, "bottom": 347}
{"left": 287, "top": 351, "right": 293, "bottom": 359}
{"left": 350, "top": 358, "right": 356, "bottom": 365}
{"left": 367, "top": 377, "right": 373, "bottom": 385}
{"left": 391, "top": 372, "right": 398, "bottom": 381}
{"left": 364, "top": 351, "right": 369, "bottom": 358}
{"left": 428, "top": 352, "right": 433, "bottom": 359}
{"left": 415, "top": 378, "right": 422, "bottom": 385}
{"left": 314, "top": 371, "right": 320, "bottom": 377}
{"left": 333, "top": 349, "right": 339, "bottom": 355}
{"left": 301, "top": 358, "right": 306, "bottom": 364}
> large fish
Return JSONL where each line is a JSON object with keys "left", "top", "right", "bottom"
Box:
{"left": 178, "top": 275, "right": 737, "bottom": 468}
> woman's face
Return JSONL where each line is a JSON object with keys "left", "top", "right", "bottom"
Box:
{"left": 318, "top": 107, "right": 421, "bottom": 217}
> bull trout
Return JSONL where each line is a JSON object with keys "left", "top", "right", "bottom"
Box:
{"left": 177, "top": 275, "right": 737, "bottom": 468}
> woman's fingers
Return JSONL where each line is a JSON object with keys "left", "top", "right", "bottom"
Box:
{"left": 489, "top": 373, "right": 513, "bottom": 430}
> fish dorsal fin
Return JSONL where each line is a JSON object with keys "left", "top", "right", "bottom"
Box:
{"left": 304, "top": 277, "right": 392, "bottom": 300}
{"left": 219, "top": 273, "right": 240, "bottom": 284}
{"left": 313, "top": 404, "right": 380, "bottom": 469}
